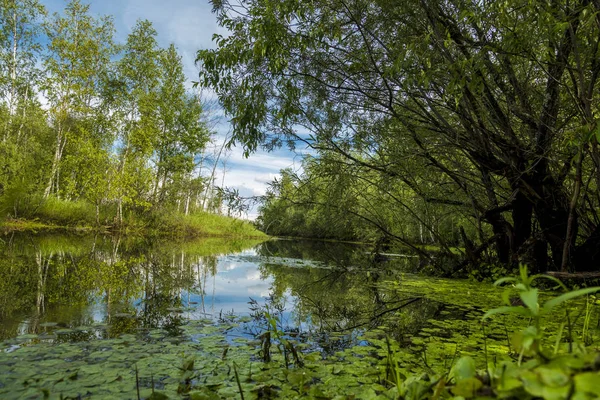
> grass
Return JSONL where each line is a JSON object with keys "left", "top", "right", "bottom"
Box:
{"left": 159, "top": 211, "right": 268, "bottom": 239}
{"left": 0, "top": 195, "right": 268, "bottom": 239}
{"left": 0, "top": 218, "right": 60, "bottom": 233}
{"left": 37, "top": 197, "right": 98, "bottom": 226}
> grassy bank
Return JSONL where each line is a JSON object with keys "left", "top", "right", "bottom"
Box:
{"left": 0, "top": 196, "right": 267, "bottom": 239}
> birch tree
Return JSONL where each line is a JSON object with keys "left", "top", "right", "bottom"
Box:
{"left": 42, "top": 0, "right": 116, "bottom": 198}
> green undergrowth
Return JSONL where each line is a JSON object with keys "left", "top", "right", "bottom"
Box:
{"left": 152, "top": 211, "right": 267, "bottom": 239}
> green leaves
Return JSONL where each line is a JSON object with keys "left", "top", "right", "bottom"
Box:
{"left": 542, "top": 287, "right": 600, "bottom": 314}
{"left": 482, "top": 305, "right": 532, "bottom": 319}
{"left": 485, "top": 265, "right": 599, "bottom": 322}
{"left": 482, "top": 266, "right": 600, "bottom": 362}
{"left": 451, "top": 356, "right": 476, "bottom": 381}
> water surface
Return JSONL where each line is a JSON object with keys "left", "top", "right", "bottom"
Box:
{"left": 0, "top": 234, "right": 426, "bottom": 345}
{"left": 1, "top": 234, "right": 596, "bottom": 398}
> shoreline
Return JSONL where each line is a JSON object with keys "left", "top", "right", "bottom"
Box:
{"left": 0, "top": 217, "right": 268, "bottom": 240}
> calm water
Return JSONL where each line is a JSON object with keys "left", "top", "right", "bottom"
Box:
{"left": 2, "top": 234, "right": 598, "bottom": 399}
{"left": 0, "top": 234, "right": 430, "bottom": 348}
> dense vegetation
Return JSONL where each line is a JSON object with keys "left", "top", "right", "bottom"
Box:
{"left": 198, "top": 0, "right": 600, "bottom": 273}
{"left": 4, "top": 0, "right": 600, "bottom": 399}
{"left": 0, "top": 0, "right": 247, "bottom": 235}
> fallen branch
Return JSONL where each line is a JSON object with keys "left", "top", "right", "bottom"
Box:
{"left": 335, "top": 297, "right": 423, "bottom": 332}
{"left": 546, "top": 271, "right": 600, "bottom": 280}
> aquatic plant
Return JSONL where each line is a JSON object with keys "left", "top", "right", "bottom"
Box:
{"left": 248, "top": 297, "right": 304, "bottom": 368}
{"left": 483, "top": 265, "right": 600, "bottom": 361}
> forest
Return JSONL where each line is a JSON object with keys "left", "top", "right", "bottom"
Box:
{"left": 198, "top": 0, "right": 600, "bottom": 274}
{"left": 0, "top": 0, "right": 256, "bottom": 236}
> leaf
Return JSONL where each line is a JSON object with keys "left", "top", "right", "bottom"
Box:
{"left": 451, "top": 356, "right": 476, "bottom": 382}
{"left": 542, "top": 287, "right": 600, "bottom": 313}
{"left": 519, "top": 265, "right": 530, "bottom": 285}
{"left": 537, "top": 367, "right": 569, "bottom": 387}
{"left": 147, "top": 391, "right": 169, "bottom": 400}
{"left": 530, "top": 274, "right": 567, "bottom": 291}
{"left": 574, "top": 372, "right": 600, "bottom": 395}
{"left": 482, "top": 306, "right": 531, "bottom": 319}
{"left": 182, "top": 357, "right": 195, "bottom": 372}
{"left": 494, "top": 277, "right": 518, "bottom": 286}
{"left": 519, "top": 289, "right": 539, "bottom": 315}
{"left": 451, "top": 377, "right": 482, "bottom": 398}
{"left": 515, "top": 283, "right": 527, "bottom": 291}
{"left": 287, "top": 371, "right": 307, "bottom": 386}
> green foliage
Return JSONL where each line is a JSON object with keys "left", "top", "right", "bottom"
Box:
{"left": 0, "top": 1, "right": 224, "bottom": 232}
{"left": 481, "top": 266, "right": 600, "bottom": 365}
{"left": 199, "top": 0, "right": 600, "bottom": 273}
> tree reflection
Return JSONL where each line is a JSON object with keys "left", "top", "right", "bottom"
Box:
{"left": 0, "top": 234, "right": 260, "bottom": 340}
{"left": 255, "top": 240, "right": 445, "bottom": 344}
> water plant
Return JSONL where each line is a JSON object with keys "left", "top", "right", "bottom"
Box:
{"left": 248, "top": 297, "right": 304, "bottom": 368}
{"left": 483, "top": 265, "right": 600, "bottom": 362}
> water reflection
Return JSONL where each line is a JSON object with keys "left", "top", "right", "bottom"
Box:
{"left": 0, "top": 234, "right": 433, "bottom": 348}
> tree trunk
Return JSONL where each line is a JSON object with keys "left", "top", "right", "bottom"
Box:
{"left": 512, "top": 190, "right": 533, "bottom": 252}
{"left": 44, "top": 126, "right": 66, "bottom": 198}
{"left": 561, "top": 144, "right": 585, "bottom": 271}
{"left": 524, "top": 167, "right": 575, "bottom": 270}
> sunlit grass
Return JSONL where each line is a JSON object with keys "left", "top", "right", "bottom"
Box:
{"left": 158, "top": 211, "right": 268, "bottom": 239}
{"left": 0, "top": 195, "right": 267, "bottom": 239}
{"left": 38, "top": 197, "right": 97, "bottom": 226}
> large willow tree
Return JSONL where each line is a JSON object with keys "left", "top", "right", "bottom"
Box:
{"left": 198, "top": 0, "right": 600, "bottom": 272}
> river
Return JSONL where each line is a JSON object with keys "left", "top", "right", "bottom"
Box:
{"left": 0, "top": 234, "right": 592, "bottom": 399}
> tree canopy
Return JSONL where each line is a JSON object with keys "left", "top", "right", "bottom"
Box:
{"left": 198, "top": 0, "right": 600, "bottom": 273}
{"left": 0, "top": 0, "right": 216, "bottom": 226}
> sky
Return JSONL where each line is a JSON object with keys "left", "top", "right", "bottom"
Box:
{"left": 42, "top": 0, "right": 304, "bottom": 219}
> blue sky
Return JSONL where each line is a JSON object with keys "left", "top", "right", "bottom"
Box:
{"left": 43, "top": 0, "right": 304, "bottom": 218}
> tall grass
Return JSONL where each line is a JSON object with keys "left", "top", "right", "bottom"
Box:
{"left": 0, "top": 195, "right": 96, "bottom": 227}
{"left": 0, "top": 194, "right": 267, "bottom": 238}
{"left": 37, "top": 197, "right": 97, "bottom": 226}
{"left": 155, "top": 211, "right": 267, "bottom": 239}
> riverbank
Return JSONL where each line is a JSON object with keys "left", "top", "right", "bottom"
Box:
{"left": 0, "top": 214, "right": 267, "bottom": 239}
{"left": 0, "top": 195, "right": 267, "bottom": 239}
{"left": 0, "top": 204, "right": 267, "bottom": 240}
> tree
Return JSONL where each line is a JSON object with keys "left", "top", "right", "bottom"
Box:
{"left": 0, "top": 0, "right": 45, "bottom": 136}
{"left": 198, "top": 0, "right": 600, "bottom": 273}
{"left": 153, "top": 44, "right": 210, "bottom": 207}
{"left": 42, "top": 0, "right": 116, "bottom": 198}
{"left": 0, "top": 0, "right": 48, "bottom": 204}
{"left": 113, "top": 19, "right": 161, "bottom": 221}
